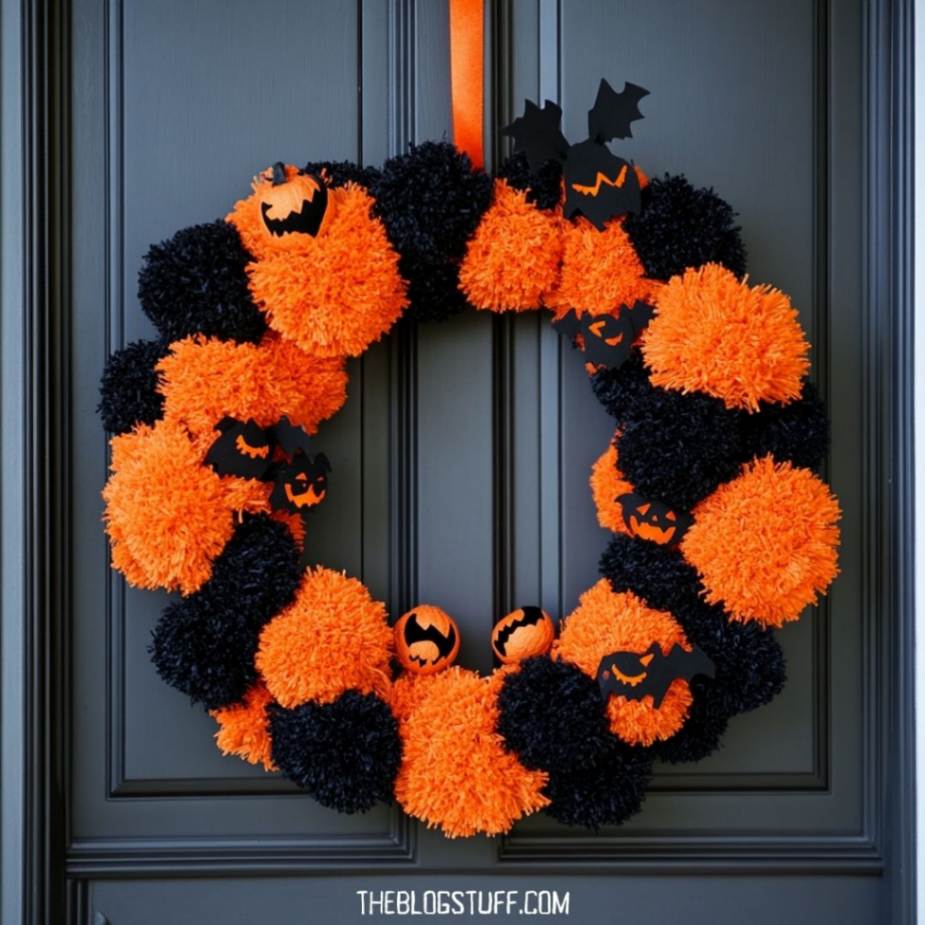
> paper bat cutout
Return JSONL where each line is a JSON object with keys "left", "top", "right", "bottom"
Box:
{"left": 503, "top": 78, "right": 649, "bottom": 229}
{"left": 597, "top": 642, "right": 715, "bottom": 708}
{"left": 204, "top": 417, "right": 275, "bottom": 480}
{"left": 401, "top": 610, "right": 458, "bottom": 666}
{"left": 553, "top": 300, "right": 653, "bottom": 368}
{"left": 617, "top": 492, "right": 693, "bottom": 546}
{"left": 492, "top": 606, "right": 545, "bottom": 658}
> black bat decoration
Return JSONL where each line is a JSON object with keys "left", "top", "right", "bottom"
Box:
{"left": 503, "top": 78, "right": 649, "bottom": 229}
{"left": 597, "top": 642, "right": 715, "bottom": 708}
{"left": 553, "top": 300, "right": 653, "bottom": 368}
{"left": 402, "top": 611, "right": 458, "bottom": 664}
{"left": 492, "top": 606, "right": 545, "bottom": 659}
{"left": 204, "top": 417, "right": 275, "bottom": 480}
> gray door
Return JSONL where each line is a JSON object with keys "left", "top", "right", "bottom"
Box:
{"left": 56, "top": 0, "right": 908, "bottom": 922}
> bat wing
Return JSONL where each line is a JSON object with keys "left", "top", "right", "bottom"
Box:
{"left": 587, "top": 79, "right": 649, "bottom": 143}
{"left": 502, "top": 99, "right": 570, "bottom": 172}
{"left": 271, "top": 415, "right": 313, "bottom": 457}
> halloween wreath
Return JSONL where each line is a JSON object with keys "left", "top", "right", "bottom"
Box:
{"left": 98, "top": 76, "right": 840, "bottom": 838}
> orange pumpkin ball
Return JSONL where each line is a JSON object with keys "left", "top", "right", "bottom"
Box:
{"left": 394, "top": 605, "right": 460, "bottom": 675}
{"left": 491, "top": 606, "right": 555, "bottom": 664}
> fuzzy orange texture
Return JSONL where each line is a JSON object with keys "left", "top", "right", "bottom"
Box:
{"left": 243, "top": 184, "right": 407, "bottom": 358}
{"left": 643, "top": 263, "right": 810, "bottom": 411}
{"left": 590, "top": 438, "right": 635, "bottom": 533}
{"left": 394, "top": 667, "right": 549, "bottom": 837}
{"left": 103, "top": 421, "right": 258, "bottom": 595}
{"left": 256, "top": 567, "right": 393, "bottom": 708}
{"left": 211, "top": 682, "right": 277, "bottom": 771}
{"left": 553, "top": 580, "right": 693, "bottom": 746}
{"left": 459, "top": 179, "right": 564, "bottom": 312}
{"left": 157, "top": 333, "right": 348, "bottom": 450}
{"left": 544, "top": 216, "right": 658, "bottom": 319}
{"left": 227, "top": 164, "right": 328, "bottom": 261}
{"left": 683, "top": 455, "right": 841, "bottom": 627}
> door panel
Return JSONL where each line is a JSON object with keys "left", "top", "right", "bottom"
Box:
{"left": 66, "top": 0, "right": 889, "bottom": 920}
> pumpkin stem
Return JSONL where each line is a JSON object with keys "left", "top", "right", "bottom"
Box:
{"left": 271, "top": 162, "right": 287, "bottom": 185}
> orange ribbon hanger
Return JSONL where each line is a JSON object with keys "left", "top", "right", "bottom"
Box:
{"left": 449, "top": 0, "right": 484, "bottom": 169}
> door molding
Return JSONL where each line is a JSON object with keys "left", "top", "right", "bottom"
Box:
{"left": 0, "top": 0, "right": 914, "bottom": 921}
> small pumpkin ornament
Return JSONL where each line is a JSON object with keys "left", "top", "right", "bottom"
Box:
{"left": 394, "top": 605, "right": 460, "bottom": 675}
{"left": 491, "top": 606, "right": 555, "bottom": 664}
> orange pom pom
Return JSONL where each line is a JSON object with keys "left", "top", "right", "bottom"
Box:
{"left": 459, "top": 180, "right": 563, "bottom": 311}
{"left": 682, "top": 456, "right": 841, "bottom": 627}
{"left": 394, "top": 667, "right": 549, "bottom": 837}
{"left": 590, "top": 438, "right": 635, "bottom": 533}
{"left": 243, "top": 184, "right": 407, "bottom": 358}
{"left": 158, "top": 333, "right": 347, "bottom": 449}
{"left": 643, "top": 263, "right": 810, "bottom": 411}
{"left": 211, "top": 683, "right": 276, "bottom": 771}
{"left": 256, "top": 567, "right": 392, "bottom": 708}
{"left": 103, "top": 421, "right": 244, "bottom": 595}
{"left": 545, "top": 216, "right": 657, "bottom": 318}
{"left": 553, "top": 580, "right": 692, "bottom": 746}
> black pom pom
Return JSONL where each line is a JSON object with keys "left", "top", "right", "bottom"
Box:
{"left": 650, "top": 683, "right": 730, "bottom": 764}
{"left": 497, "top": 151, "right": 563, "bottom": 210}
{"left": 600, "top": 534, "right": 701, "bottom": 615}
{"left": 138, "top": 220, "right": 265, "bottom": 343}
{"left": 372, "top": 142, "right": 493, "bottom": 322}
{"left": 304, "top": 160, "right": 381, "bottom": 189}
{"left": 544, "top": 736, "right": 653, "bottom": 829}
{"left": 617, "top": 387, "right": 745, "bottom": 511}
{"left": 148, "top": 514, "right": 301, "bottom": 710}
{"left": 742, "top": 381, "right": 830, "bottom": 470}
{"left": 98, "top": 338, "right": 168, "bottom": 434}
{"left": 269, "top": 691, "right": 402, "bottom": 813}
{"left": 589, "top": 351, "right": 655, "bottom": 422}
{"left": 624, "top": 174, "right": 747, "bottom": 280}
{"left": 497, "top": 656, "right": 612, "bottom": 774}
{"left": 150, "top": 594, "right": 259, "bottom": 710}
{"left": 207, "top": 514, "right": 302, "bottom": 626}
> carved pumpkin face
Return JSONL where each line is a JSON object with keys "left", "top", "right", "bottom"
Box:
{"left": 394, "top": 605, "right": 460, "bottom": 675}
{"left": 257, "top": 163, "right": 328, "bottom": 239}
{"left": 491, "top": 607, "right": 555, "bottom": 664}
{"left": 617, "top": 492, "right": 692, "bottom": 546}
{"left": 269, "top": 451, "right": 331, "bottom": 513}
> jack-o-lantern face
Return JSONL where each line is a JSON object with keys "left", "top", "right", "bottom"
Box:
{"left": 617, "top": 492, "right": 692, "bottom": 546}
{"left": 269, "top": 451, "right": 331, "bottom": 512}
{"left": 491, "top": 606, "right": 555, "bottom": 664}
{"left": 553, "top": 302, "right": 653, "bottom": 369}
{"left": 394, "top": 605, "right": 460, "bottom": 675}
{"left": 258, "top": 162, "right": 328, "bottom": 239}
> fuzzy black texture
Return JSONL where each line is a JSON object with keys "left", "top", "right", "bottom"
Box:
{"left": 98, "top": 338, "right": 168, "bottom": 434}
{"left": 269, "top": 691, "right": 402, "bottom": 813}
{"left": 544, "top": 736, "right": 653, "bottom": 829}
{"left": 742, "top": 381, "right": 830, "bottom": 471}
{"left": 624, "top": 173, "right": 747, "bottom": 280}
{"left": 303, "top": 159, "right": 381, "bottom": 190}
{"left": 588, "top": 351, "right": 655, "bottom": 423}
{"left": 137, "top": 219, "right": 265, "bottom": 343}
{"left": 599, "top": 533, "right": 701, "bottom": 615}
{"left": 148, "top": 514, "right": 301, "bottom": 710}
{"left": 617, "top": 387, "right": 745, "bottom": 511}
{"left": 650, "top": 682, "right": 730, "bottom": 764}
{"left": 496, "top": 151, "right": 563, "bottom": 211}
{"left": 371, "top": 142, "right": 493, "bottom": 322}
{"left": 497, "top": 656, "right": 612, "bottom": 774}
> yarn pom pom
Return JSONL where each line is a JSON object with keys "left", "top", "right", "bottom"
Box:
{"left": 138, "top": 220, "right": 264, "bottom": 344}
{"left": 303, "top": 159, "right": 381, "bottom": 189}
{"left": 372, "top": 142, "right": 493, "bottom": 322}
{"left": 394, "top": 668, "right": 549, "bottom": 837}
{"left": 496, "top": 656, "right": 612, "bottom": 774}
{"left": 682, "top": 456, "right": 841, "bottom": 627}
{"left": 544, "top": 735, "right": 652, "bottom": 829}
{"left": 257, "top": 567, "right": 393, "bottom": 708}
{"left": 211, "top": 682, "right": 277, "bottom": 770}
{"left": 742, "top": 381, "right": 830, "bottom": 470}
{"left": 643, "top": 263, "right": 810, "bottom": 411}
{"left": 617, "top": 386, "right": 744, "bottom": 512}
{"left": 98, "top": 339, "right": 168, "bottom": 435}
{"left": 496, "top": 151, "right": 563, "bottom": 211}
{"left": 590, "top": 440, "right": 636, "bottom": 533}
{"left": 649, "top": 688, "right": 730, "bottom": 765}
{"left": 269, "top": 691, "right": 402, "bottom": 813}
{"left": 624, "top": 173, "right": 746, "bottom": 280}
{"left": 459, "top": 179, "right": 563, "bottom": 312}
{"left": 589, "top": 352, "right": 655, "bottom": 423}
